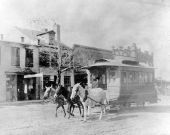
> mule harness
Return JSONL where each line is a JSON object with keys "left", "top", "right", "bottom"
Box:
{"left": 86, "top": 96, "right": 107, "bottom": 107}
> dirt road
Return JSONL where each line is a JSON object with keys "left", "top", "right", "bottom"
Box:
{"left": 0, "top": 95, "right": 170, "bottom": 135}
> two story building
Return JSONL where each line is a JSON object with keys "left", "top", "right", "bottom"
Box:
{"left": 0, "top": 40, "right": 39, "bottom": 102}
{"left": 0, "top": 24, "right": 73, "bottom": 102}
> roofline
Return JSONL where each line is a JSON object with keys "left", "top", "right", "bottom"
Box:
{"left": 73, "top": 44, "right": 112, "bottom": 53}
{"left": 0, "top": 40, "right": 39, "bottom": 47}
{"left": 82, "top": 61, "right": 154, "bottom": 69}
{"left": 15, "top": 26, "right": 42, "bottom": 40}
{"left": 37, "top": 30, "right": 55, "bottom": 36}
{"left": 83, "top": 65, "right": 154, "bottom": 70}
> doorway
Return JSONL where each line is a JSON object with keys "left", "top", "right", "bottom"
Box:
{"left": 17, "top": 75, "right": 25, "bottom": 100}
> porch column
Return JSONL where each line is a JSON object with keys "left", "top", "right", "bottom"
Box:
{"left": 35, "top": 77, "right": 40, "bottom": 100}
{"left": 40, "top": 75, "right": 44, "bottom": 99}
{"left": 86, "top": 69, "right": 91, "bottom": 88}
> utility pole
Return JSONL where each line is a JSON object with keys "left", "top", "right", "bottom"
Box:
{"left": 56, "top": 24, "right": 61, "bottom": 85}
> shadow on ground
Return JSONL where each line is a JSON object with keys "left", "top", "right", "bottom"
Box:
{"left": 109, "top": 105, "right": 170, "bottom": 114}
{"left": 84, "top": 112, "right": 138, "bottom": 122}
{"left": 106, "top": 114, "right": 138, "bottom": 121}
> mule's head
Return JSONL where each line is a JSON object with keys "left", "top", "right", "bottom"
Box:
{"left": 45, "top": 85, "right": 52, "bottom": 93}
{"left": 70, "top": 83, "right": 80, "bottom": 100}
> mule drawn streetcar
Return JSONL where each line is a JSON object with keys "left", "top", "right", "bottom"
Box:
{"left": 84, "top": 46, "right": 157, "bottom": 107}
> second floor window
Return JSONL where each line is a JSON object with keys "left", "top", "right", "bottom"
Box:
{"left": 11, "top": 47, "right": 20, "bottom": 66}
{"left": 25, "top": 48, "right": 33, "bottom": 67}
{"left": 39, "top": 47, "right": 59, "bottom": 68}
{"left": 39, "top": 50, "right": 50, "bottom": 67}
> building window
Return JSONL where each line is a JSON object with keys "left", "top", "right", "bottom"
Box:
{"left": 64, "top": 76, "right": 71, "bottom": 89}
{"left": 25, "top": 48, "right": 33, "bottom": 67}
{"left": 11, "top": 47, "right": 20, "bottom": 66}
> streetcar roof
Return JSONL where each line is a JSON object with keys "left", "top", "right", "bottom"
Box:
{"left": 82, "top": 59, "right": 154, "bottom": 69}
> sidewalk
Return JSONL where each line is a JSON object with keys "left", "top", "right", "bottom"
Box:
{"left": 0, "top": 99, "right": 44, "bottom": 106}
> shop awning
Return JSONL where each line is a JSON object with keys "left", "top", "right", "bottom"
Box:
{"left": 24, "top": 73, "right": 43, "bottom": 78}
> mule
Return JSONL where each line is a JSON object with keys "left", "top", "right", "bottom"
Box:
{"left": 43, "top": 86, "right": 67, "bottom": 117}
{"left": 70, "top": 83, "right": 108, "bottom": 121}
{"left": 55, "top": 85, "right": 84, "bottom": 119}
{"left": 54, "top": 94, "right": 67, "bottom": 117}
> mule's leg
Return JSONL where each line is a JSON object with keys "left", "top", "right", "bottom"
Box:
{"left": 55, "top": 104, "right": 60, "bottom": 117}
{"left": 87, "top": 105, "right": 91, "bottom": 116}
{"left": 80, "top": 102, "right": 84, "bottom": 117}
{"left": 70, "top": 104, "right": 75, "bottom": 116}
{"left": 99, "top": 105, "right": 103, "bottom": 120}
{"left": 67, "top": 103, "right": 74, "bottom": 119}
{"left": 67, "top": 103, "right": 71, "bottom": 119}
{"left": 61, "top": 105, "right": 66, "bottom": 117}
{"left": 83, "top": 102, "right": 87, "bottom": 121}
{"left": 71, "top": 104, "right": 73, "bottom": 114}
{"left": 77, "top": 103, "right": 82, "bottom": 117}
{"left": 103, "top": 105, "right": 106, "bottom": 114}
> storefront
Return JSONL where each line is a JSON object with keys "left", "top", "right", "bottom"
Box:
{"left": 24, "top": 73, "right": 43, "bottom": 100}
{"left": 6, "top": 74, "right": 17, "bottom": 101}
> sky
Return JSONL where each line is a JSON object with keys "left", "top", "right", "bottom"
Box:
{"left": 0, "top": 0, "right": 170, "bottom": 80}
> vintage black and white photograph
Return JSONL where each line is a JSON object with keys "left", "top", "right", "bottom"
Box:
{"left": 0, "top": 0, "right": 170, "bottom": 135}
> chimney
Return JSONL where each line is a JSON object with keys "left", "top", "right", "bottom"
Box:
{"left": 53, "top": 23, "right": 60, "bottom": 42}
{"left": 21, "top": 37, "right": 25, "bottom": 43}
{"left": 41, "top": 28, "right": 48, "bottom": 33}
{"left": 44, "top": 28, "right": 48, "bottom": 32}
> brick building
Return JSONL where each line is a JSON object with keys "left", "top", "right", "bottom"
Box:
{"left": 72, "top": 44, "right": 113, "bottom": 85}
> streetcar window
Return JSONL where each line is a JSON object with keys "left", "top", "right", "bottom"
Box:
{"left": 129, "top": 71, "right": 135, "bottom": 83}
{"left": 142, "top": 72, "right": 145, "bottom": 83}
{"left": 132, "top": 72, "right": 135, "bottom": 82}
{"left": 147, "top": 73, "right": 151, "bottom": 82}
{"left": 139, "top": 72, "right": 142, "bottom": 84}
{"left": 149, "top": 73, "right": 153, "bottom": 82}
{"left": 139, "top": 72, "right": 144, "bottom": 85}
{"left": 127, "top": 72, "right": 133, "bottom": 83}
{"left": 134, "top": 72, "right": 139, "bottom": 83}
{"left": 122, "top": 72, "right": 127, "bottom": 83}
{"left": 144, "top": 73, "right": 148, "bottom": 83}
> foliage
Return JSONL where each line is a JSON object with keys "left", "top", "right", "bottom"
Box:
{"left": 39, "top": 50, "right": 50, "bottom": 67}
